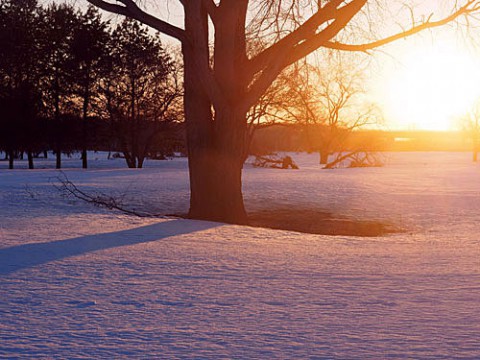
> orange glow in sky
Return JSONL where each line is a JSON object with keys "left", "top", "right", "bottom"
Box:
{"left": 374, "top": 38, "right": 480, "bottom": 131}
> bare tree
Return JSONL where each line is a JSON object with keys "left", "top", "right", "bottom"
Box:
{"left": 85, "top": 0, "right": 480, "bottom": 224}
{"left": 286, "top": 56, "right": 383, "bottom": 167}
{"left": 102, "top": 19, "right": 182, "bottom": 168}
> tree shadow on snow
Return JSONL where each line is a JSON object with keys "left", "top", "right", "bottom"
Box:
{"left": 0, "top": 219, "right": 218, "bottom": 275}
{"left": 249, "top": 207, "right": 401, "bottom": 237}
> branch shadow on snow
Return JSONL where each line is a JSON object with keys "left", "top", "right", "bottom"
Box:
{"left": 0, "top": 219, "right": 218, "bottom": 275}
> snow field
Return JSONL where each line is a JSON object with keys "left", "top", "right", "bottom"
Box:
{"left": 1, "top": 151, "right": 480, "bottom": 358}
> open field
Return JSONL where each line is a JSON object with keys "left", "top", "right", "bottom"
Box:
{"left": 1, "top": 152, "right": 480, "bottom": 358}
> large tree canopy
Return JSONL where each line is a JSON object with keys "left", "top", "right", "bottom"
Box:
{"left": 85, "top": 0, "right": 480, "bottom": 224}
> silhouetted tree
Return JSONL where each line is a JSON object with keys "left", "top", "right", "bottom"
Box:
{"left": 0, "top": 0, "right": 44, "bottom": 169}
{"left": 38, "top": 3, "right": 78, "bottom": 169}
{"left": 284, "top": 56, "right": 383, "bottom": 167}
{"left": 102, "top": 19, "right": 181, "bottom": 168}
{"left": 70, "top": 6, "right": 110, "bottom": 168}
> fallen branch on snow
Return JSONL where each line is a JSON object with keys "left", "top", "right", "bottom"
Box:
{"left": 55, "top": 172, "right": 167, "bottom": 218}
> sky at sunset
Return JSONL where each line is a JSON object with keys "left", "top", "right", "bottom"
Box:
{"left": 58, "top": 0, "right": 480, "bottom": 131}
{"left": 369, "top": 28, "right": 480, "bottom": 131}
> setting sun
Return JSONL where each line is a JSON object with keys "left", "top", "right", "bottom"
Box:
{"left": 383, "top": 43, "right": 480, "bottom": 131}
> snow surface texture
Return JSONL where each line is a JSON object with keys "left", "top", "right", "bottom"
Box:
{"left": 1, "top": 152, "right": 480, "bottom": 359}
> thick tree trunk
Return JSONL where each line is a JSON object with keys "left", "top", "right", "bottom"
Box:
{"left": 188, "top": 148, "right": 247, "bottom": 223}
{"left": 186, "top": 101, "right": 248, "bottom": 224}
{"left": 184, "top": 58, "right": 248, "bottom": 222}
{"left": 183, "top": 1, "right": 248, "bottom": 224}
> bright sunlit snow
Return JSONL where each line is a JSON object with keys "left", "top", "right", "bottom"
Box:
{"left": 1, "top": 152, "right": 480, "bottom": 358}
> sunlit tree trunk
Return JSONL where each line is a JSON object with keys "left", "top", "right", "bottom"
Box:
{"left": 183, "top": 1, "right": 248, "bottom": 223}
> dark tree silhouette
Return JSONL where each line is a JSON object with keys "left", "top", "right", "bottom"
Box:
{"left": 0, "top": 0, "right": 44, "bottom": 169}
{"left": 38, "top": 3, "right": 78, "bottom": 169}
{"left": 1, "top": 1, "right": 184, "bottom": 168}
{"left": 70, "top": 6, "right": 110, "bottom": 168}
{"left": 281, "top": 56, "right": 382, "bottom": 167}
{"left": 102, "top": 19, "right": 181, "bottom": 168}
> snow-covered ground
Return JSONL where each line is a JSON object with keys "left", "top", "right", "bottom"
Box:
{"left": 1, "top": 152, "right": 480, "bottom": 359}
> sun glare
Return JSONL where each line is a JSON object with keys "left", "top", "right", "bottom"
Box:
{"left": 383, "top": 43, "right": 480, "bottom": 131}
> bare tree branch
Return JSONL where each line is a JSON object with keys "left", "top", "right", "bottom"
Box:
{"left": 248, "top": 0, "right": 346, "bottom": 76}
{"left": 323, "top": 0, "right": 480, "bottom": 52}
{"left": 242, "top": 0, "right": 480, "bottom": 116}
{"left": 241, "top": 0, "right": 367, "bottom": 114}
{"left": 55, "top": 172, "right": 169, "bottom": 218}
{"left": 86, "top": 0, "right": 187, "bottom": 42}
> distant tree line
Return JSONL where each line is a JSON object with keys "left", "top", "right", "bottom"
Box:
{"left": 0, "top": 0, "right": 184, "bottom": 169}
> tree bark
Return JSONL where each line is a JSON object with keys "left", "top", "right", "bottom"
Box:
{"left": 183, "top": 1, "right": 248, "bottom": 224}
{"left": 188, "top": 148, "right": 247, "bottom": 223}
{"left": 187, "top": 105, "right": 248, "bottom": 224}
